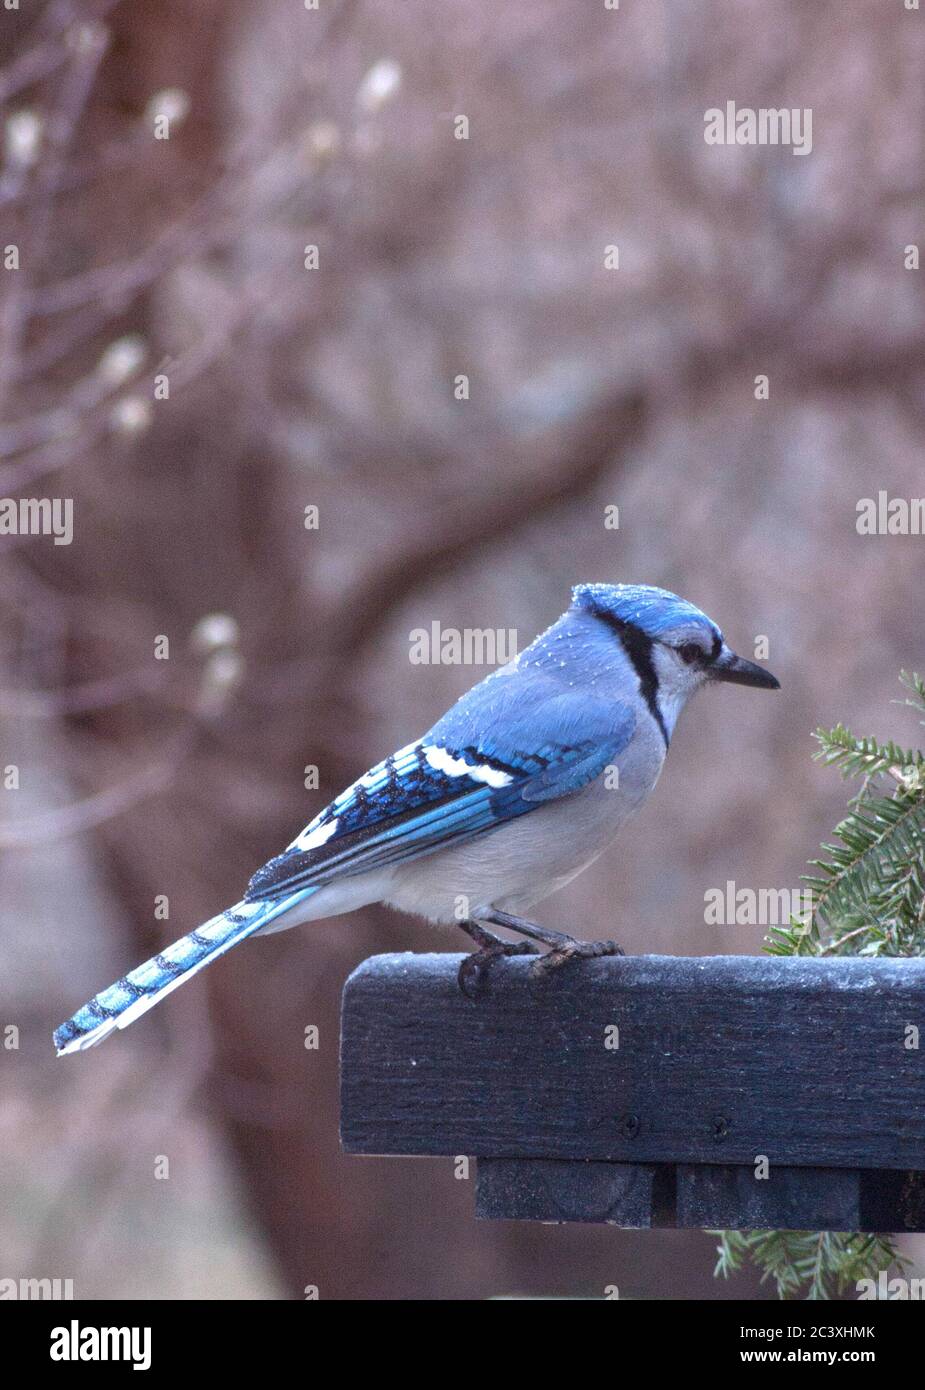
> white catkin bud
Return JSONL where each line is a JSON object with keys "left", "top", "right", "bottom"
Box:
{"left": 5, "top": 111, "right": 42, "bottom": 168}
{"left": 206, "top": 649, "right": 243, "bottom": 690}
{"left": 145, "top": 88, "right": 190, "bottom": 127}
{"left": 66, "top": 20, "right": 109, "bottom": 56}
{"left": 110, "top": 397, "right": 152, "bottom": 435}
{"left": 304, "top": 121, "right": 341, "bottom": 163}
{"left": 356, "top": 59, "right": 402, "bottom": 113}
{"left": 190, "top": 613, "right": 239, "bottom": 653}
{"left": 198, "top": 649, "right": 244, "bottom": 715}
{"left": 97, "top": 335, "right": 146, "bottom": 386}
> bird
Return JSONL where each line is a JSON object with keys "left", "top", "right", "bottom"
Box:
{"left": 54, "top": 582, "right": 779, "bottom": 1054}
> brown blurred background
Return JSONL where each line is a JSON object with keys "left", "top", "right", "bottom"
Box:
{"left": 1, "top": 0, "right": 923, "bottom": 1299}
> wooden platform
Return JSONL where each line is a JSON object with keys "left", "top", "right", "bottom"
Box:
{"left": 340, "top": 952, "right": 925, "bottom": 1229}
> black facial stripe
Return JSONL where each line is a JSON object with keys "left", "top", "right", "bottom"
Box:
{"left": 710, "top": 631, "right": 722, "bottom": 662}
{"left": 591, "top": 610, "right": 669, "bottom": 748}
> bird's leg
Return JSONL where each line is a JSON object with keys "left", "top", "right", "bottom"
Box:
{"left": 455, "top": 919, "right": 537, "bottom": 999}
{"left": 483, "top": 909, "right": 624, "bottom": 979}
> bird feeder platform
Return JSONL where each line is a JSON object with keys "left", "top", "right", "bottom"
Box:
{"left": 340, "top": 952, "right": 925, "bottom": 1230}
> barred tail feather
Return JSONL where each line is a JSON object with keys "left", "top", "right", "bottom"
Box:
{"left": 53, "top": 890, "right": 311, "bottom": 1055}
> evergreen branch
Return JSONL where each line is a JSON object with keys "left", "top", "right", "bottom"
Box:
{"left": 715, "top": 673, "right": 925, "bottom": 1299}
{"left": 813, "top": 723, "right": 922, "bottom": 782}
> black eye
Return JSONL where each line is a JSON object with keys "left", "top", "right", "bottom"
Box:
{"left": 677, "top": 643, "right": 702, "bottom": 665}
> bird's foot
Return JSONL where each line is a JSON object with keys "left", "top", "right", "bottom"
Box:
{"left": 483, "top": 910, "right": 625, "bottom": 970}
{"left": 529, "top": 936, "right": 624, "bottom": 984}
{"left": 458, "top": 940, "right": 537, "bottom": 999}
{"left": 458, "top": 912, "right": 622, "bottom": 996}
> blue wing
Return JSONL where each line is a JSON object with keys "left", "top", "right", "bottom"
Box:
{"left": 245, "top": 676, "right": 636, "bottom": 902}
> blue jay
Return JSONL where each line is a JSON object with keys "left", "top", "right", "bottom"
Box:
{"left": 54, "top": 583, "right": 779, "bottom": 1054}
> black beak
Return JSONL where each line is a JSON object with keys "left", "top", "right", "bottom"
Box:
{"left": 710, "top": 647, "right": 780, "bottom": 690}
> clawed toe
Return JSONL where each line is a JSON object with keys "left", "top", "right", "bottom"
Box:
{"left": 458, "top": 941, "right": 537, "bottom": 1000}
{"left": 529, "top": 937, "right": 625, "bottom": 984}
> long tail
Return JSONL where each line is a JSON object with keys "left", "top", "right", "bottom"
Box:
{"left": 53, "top": 890, "right": 311, "bottom": 1055}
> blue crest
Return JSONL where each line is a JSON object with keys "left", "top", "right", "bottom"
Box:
{"left": 571, "top": 582, "right": 722, "bottom": 642}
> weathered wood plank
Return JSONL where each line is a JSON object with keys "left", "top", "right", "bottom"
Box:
{"left": 340, "top": 952, "right": 925, "bottom": 1169}
{"left": 676, "top": 1164, "right": 861, "bottom": 1230}
{"left": 860, "top": 1169, "right": 925, "bottom": 1232}
{"left": 475, "top": 1158, "right": 670, "bottom": 1226}
{"left": 474, "top": 1161, "right": 925, "bottom": 1229}
{"left": 475, "top": 1162, "right": 925, "bottom": 1228}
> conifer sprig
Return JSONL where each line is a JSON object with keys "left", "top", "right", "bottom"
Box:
{"left": 715, "top": 1230, "right": 902, "bottom": 1302}
{"left": 716, "top": 673, "right": 924, "bottom": 1298}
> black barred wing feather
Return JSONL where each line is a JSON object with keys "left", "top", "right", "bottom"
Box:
{"left": 245, "top": 691, "right": 636, "bottom": 903}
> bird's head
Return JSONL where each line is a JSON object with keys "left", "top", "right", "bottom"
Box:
{"left": 572, "top": 582, "right": 779, "bottom": 733}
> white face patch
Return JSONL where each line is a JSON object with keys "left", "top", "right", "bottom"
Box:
{"left": 650, "top": 643, "right": 708, "bottom": 735}
{"left": 288, "top": 816, "right": 339, "bottom": 852}
{"left": 424, "top": 745, "right": 513, "bottom": 788}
